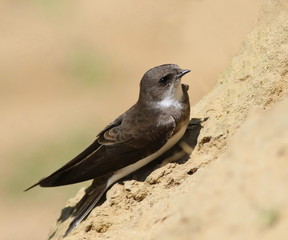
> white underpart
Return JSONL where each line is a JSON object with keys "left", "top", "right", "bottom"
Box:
{"left": 107, "top": 121, "right": 188, "bottom": 187}
{"left": 157, "top": 82, "right": 183, "bottom": 108}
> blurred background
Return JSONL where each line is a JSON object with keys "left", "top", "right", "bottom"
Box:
{"left": 0, "top": 0, "right": 262, "bottom": 239}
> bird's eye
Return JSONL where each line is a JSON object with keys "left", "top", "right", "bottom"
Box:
{"left": 159, "top": 74, "right": 171, "bottom": 85}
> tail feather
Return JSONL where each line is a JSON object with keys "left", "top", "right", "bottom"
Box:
{"left": 63, "top": 183, "right": 107, "bottom": 237}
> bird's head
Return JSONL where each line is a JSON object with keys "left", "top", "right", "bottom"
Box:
{"left": 139, "top": 64, "right": 190, "bottom": 107}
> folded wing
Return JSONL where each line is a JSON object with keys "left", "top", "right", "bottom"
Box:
{"left": 25, "top": 113, "right": 176, "bottom": 191}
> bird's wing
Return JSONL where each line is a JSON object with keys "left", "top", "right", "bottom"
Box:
{"left": 25, "top": 114, "right": 176, "bottom": 190}
{"left": 24, "top": 115, "right": 123, "bottom": 191}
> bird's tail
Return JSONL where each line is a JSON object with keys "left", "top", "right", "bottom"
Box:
{"left": 64, "top": 181, "right": 107, "bottom": 237}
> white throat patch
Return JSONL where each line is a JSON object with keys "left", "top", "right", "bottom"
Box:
{"left": 157, "top": 83, "right": 183, "bottom": 108}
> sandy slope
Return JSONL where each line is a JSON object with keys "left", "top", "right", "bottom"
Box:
{"left": 47, "top": 0, "right": 288, "bottom": 239}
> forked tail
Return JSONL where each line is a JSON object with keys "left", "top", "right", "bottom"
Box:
{"left": 64, "top": 183, "right": 107, "bottom": 237}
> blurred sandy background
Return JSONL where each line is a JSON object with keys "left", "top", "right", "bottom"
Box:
{"left": 0, "top": 0, "right": 262, "bottom": 239}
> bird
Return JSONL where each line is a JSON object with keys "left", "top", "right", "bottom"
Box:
{"left": 25, "top": 64, "right": 191, "bottom": 236}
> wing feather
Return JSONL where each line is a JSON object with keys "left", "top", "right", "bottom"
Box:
{"left": 25, "top": 109, "right": 176, "bottom": 190}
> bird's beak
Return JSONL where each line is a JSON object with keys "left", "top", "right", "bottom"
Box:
{"left": 176, "top": 69, "right": 191, "bottom": 79}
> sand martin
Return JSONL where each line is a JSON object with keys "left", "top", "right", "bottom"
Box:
{"left": 25, "top": 64, "right": 191, "bottom": 236}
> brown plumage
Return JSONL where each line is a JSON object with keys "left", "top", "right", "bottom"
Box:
{"left": 25, "top": 64, "right": 191, "bottom": 236}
